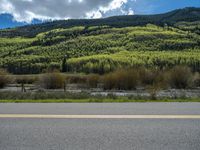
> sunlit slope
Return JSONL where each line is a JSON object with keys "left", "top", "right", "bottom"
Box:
{"left": 0, "top": 24, "right": 200, "bottom": 74}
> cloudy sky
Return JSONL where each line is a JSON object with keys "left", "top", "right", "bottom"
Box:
{"left": 0, "top": 0, "right": 200, "bottom": 28}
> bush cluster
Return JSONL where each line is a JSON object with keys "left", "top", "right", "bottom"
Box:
{"left": 15, "top": 75, "right": 38, "bottom": 84}
{"left": 66, "top": 75, "right": 87, "bottom": 84}
{"left": 101, "top": 66, "right": 198, "bottom": 90}
{"left": 39, "top": 71, "right": 65, "bottom": 89}
{"left": 0, "top": 69, "right": 11, "bottom": 89}
{"left": 87, "top": 74, "right": 100, "bottom": 88}
{"left": 193, "top": 73, "right": 200, "bottom": 87}
{"left": 167, "top": 66, "right": 193, "bottom": 89}
{"left": 0, "top": 66, "right": 199, "bottom": 91}
{"left": 102, "top": 69, "right": 139, "bottom": 90}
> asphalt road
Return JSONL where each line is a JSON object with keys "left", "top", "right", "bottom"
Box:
{"left": 1, "top": 103, "right": 200, "bottom": 115}
{"left": 0, "top": 103, "right": 200, "bottom": 150}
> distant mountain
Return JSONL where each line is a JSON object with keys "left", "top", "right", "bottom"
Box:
{"left": 0, "top": 13, "right": 42, "bottom": 29}
{"left": 156, "top": 7, "right": 200, "bottom": 22}
{"left": 0, "top": 7, "right": 200, "bottom": 38}
{"left": 0, "top": 14, "right": 27, "bottom": 29}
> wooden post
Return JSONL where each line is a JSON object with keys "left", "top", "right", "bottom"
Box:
{"left": 21, "top": 83, "right": 26, "bottom": 92}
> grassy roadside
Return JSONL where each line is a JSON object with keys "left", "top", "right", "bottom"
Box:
{"left": 1, "top": 98, "right": 200, "bottom": 103}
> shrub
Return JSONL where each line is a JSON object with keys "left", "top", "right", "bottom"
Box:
{"left": 193, "top": 73, "right": 200, "bottom": 87}
{"left": 101, "top": 72, "right": 117, "bottom": 90}
{"left": 87, "top": 74, "right": 100, "bottom": 88}
{"left": 0, "top": 69, "right": 11, "bottom": 89}
{"left": 66, "top": 75, "right": 87, "bottom": 84}
{"left": 102, "top": 69, "right": 139, "bottom": 90}
{"left": 15, "top": 75, "right": 38, "bottom": 84}
{"left": 39, "top": 71, "right": 65, "bottom": 89}
{"left": 167, "top": 66, "right": 193, "bottom": 89}
{"left": 138, "top": 68, "right": 158, "bottom": 86}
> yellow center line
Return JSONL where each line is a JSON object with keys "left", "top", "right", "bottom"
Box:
{"left": 0, "top": 114, "right": 200, "bottom": 119}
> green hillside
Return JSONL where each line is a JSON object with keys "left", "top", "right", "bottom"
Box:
{"left": 0, "top": 7, "right": 200, "bottom": 74}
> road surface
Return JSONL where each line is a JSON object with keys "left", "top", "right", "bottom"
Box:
{"left": 0, "top": 103, "right": 200, "bottom": 150}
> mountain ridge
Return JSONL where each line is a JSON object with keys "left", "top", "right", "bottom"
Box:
{"left": 0, "top": 7, "right": 200, "bottom": 38}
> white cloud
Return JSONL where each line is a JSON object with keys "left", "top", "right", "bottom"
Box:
{"left": 128, "top": 8, "right": 134, "bottom": 15}
{"left": 0, "top": 0, "right": 14, "bottom": 13}
{"left": 0, "top": 0, "right": 130, "bottom": 22}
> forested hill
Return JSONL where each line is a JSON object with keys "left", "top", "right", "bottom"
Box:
{"left": 0, "top": 7, "right": 200, "bottom": 74}
{"left": 0, "top": 7, "right": 200, "bottom": 38}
